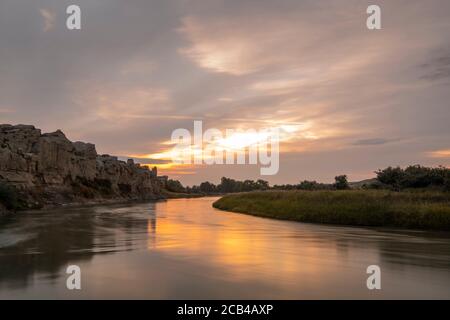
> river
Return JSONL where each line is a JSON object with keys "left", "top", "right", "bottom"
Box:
{"left": 0, "top": 197, "right": 449, "bottom": 299}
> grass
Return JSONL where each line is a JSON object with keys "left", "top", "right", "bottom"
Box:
{"left": 212, "top": 190, "right": 450, "bottom": 231}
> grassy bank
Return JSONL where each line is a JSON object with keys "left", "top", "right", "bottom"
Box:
{"left": 212, "top": 190, "right": 450, "bottom": 231}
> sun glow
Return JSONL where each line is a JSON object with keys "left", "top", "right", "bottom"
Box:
{"left": 428, "top": 149, "right": 450, "bottom": 158}
{"left": 128, "top": 121, "right": 332, "bottom": 175}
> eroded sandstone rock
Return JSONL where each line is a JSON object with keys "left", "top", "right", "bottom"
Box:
{"left": 0, "top": 124, "right": 164, "bottom": 208}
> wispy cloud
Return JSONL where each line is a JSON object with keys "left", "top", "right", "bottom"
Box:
{"left": 39, "top": 8, "right": 55, "bottom": 32}
{"left": 420, "top": 49, "right": 450, "bottom": 81}
{"left": 353, "top": 138, "right": 391, "bottom": 146}
{"left": 0, "top": 107, "right": 12, "bottom": 114}
{"left": 178, "top": 16, "right": 261, "bottom": 75}
{"left": 1, "top": 0, "right": 450, "bottom": 184}
{"left": 427, "top": 149, "right": 450, "bottom": 158}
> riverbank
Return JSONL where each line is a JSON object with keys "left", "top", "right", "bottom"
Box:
{"left": 1, "top": 192, "right": 210, "bottom": 215}
{"left": 212, "top": 190, "right": 450, "bottom": 231}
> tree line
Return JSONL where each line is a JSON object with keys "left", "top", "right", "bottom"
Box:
{"left": 374, "top": 165, "right": 450, "bottom": 191}
{"left": 164, "top": 165, "right": 450, "bottom": 195}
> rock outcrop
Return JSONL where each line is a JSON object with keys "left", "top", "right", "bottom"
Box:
{"left": 0, "top": 124, "right": 164, "bottom": 209}
{"left": 0, "top": 203, "right": 6, "bottom": 214}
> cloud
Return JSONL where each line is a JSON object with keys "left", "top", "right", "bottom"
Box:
{"left": 177, "top": 16, "right": 263, "bottom": 75}
{"left": 420, "top": 50, "right": 450, "bottom": 81}
{"left": 0, "top": 107, "right": 12, "bottom": 114}
{"left": 1, "top": 0, "right": 450, "bottom": 184}
{"left": 39, "top": 8, "right": 55, "bottom": 32}
{"left": 177, "top": 12, "right": 334, "bottom": 75}
{"left": 427, "top": 149, "right": 450, "bottom": 158}
{"left": 353, "top": 138, "right": 391, "bottom": 146}
{"left": 91, "top": 87, "right": 172, "bottom": 122}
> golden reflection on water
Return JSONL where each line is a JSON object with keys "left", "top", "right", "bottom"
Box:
{"left": 1, "top": 197, "right": 450, "bottom": 298}
{"left": 146, "top": 198, "right": 365, "bottom": 284}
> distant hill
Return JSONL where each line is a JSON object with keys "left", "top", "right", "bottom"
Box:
{"left": 349, "top": 178, "right": 378, "bottom": 189}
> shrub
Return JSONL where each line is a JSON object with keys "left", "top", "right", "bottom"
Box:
{"left": 199, "top": 181, "right": 216, "bottom": 193}
{"left": 375, "top": 165, "right": 450, "bottom": 190}
{"left": 375, "top": 166, "right": 405, "bottom": 190}
{"left": 298, "top": 180, "right": 319, "bottom": 190}
{"left": 93, "top": 178, "right": 112, "bottom": 194}
{"left": 166, "top": 179, "right": 186, "bottom": 193}
{"left": 118, "top": 183, "right": 132, "bottom": 194}
{"left": 444, "top": 176, "right": 450, "bottom": 192}
{"left": 73, "top": 177, "right": 113, "bottom": 196}
{"left": 334, "top": 175, "right": 350, "bottom": 190}
{"left": 0, "top": 182, "right": 19, "bottom": 210}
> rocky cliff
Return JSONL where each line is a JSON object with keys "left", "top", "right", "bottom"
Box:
{"left": 0, "top": 124, "right": 164, "bottom": 211}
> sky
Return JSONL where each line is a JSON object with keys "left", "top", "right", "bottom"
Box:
{"left": 1, "top": 0, "right": 449, "bottom": 185}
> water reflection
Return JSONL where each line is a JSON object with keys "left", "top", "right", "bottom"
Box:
{"left": 0, "top": 203, "right": 156, "bottom": 290}
{"left": 0, "top": 198, "right": 449, "bottom": 299}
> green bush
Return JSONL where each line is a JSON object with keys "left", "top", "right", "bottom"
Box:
{"left": 74, "top": 177, "right": 113, "bottom": 196}
{"left": 0, "top": 182, "right": 19, "bottom": 210}
{"left": 444, "top": 176, "right": 450, "bottom": 192}
{"left": 334, "top": 175, "right": 350, "bottom": 190}
{"left": 166, "top": 179, "right": 186, "bottom": 193}
{"left": 93, "top": 178, "right": 113, "bottom": 194}
{"left": 376, "top": 165, "right": 450, "bottom": 190}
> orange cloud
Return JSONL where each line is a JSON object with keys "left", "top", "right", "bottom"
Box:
{"left": 427, "top": 149, "right": 450, "bottom": 158}
{"left": 177, "top": 16, "right": 302, "bottom": 75}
